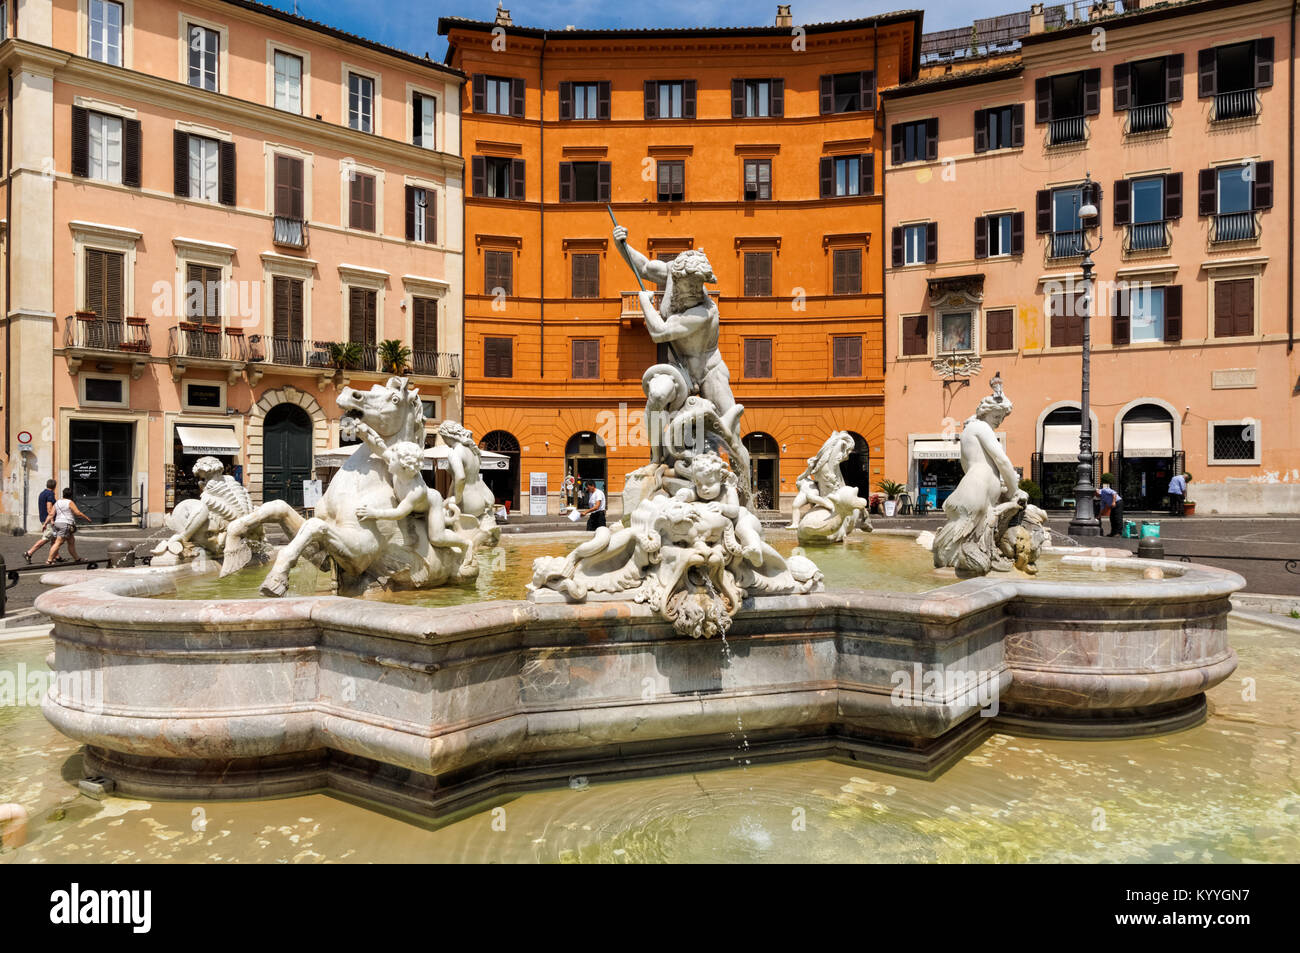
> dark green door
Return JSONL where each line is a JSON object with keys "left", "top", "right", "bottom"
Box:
{"left": 263, "top": 403, "right": 312, "bottom": 508}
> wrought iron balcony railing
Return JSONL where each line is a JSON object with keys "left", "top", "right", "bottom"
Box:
{"left": 1211, "top": 88, "right": 1259, "bottom": 122}
{"left": 1125, "top": 102, "right": 1169, "bottom": 135}
{"left": 1211, "top": 210, "right": 1258, "bottom": 243}
{"left": 1125, "top": 220, "right": 1172, "bottom": 253}
{"left": 168, "top": 325, "right": 250, "bottom": 362}
{"left": 273, "top": 216, "right": 309, "bottom": 249}
{"left": 410, "top": 350, "right": 461, "bottom": 378}
{"left": 1047, "top": 230, "right": 1086, "bottom": 259}
{"left": 247, "top": 337, "right": 460, "bottom": 378}
{"left": 65, "top": 314, "right": 151, "bottom": 353}
{"left": 1048, "top": 115, "right": 1087, "bottom": 146}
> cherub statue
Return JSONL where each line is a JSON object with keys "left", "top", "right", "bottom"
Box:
{"left": 675, "top": 452, "right": 764, "bottom": 567}
{"left": 354, "top": 440, "right": 467, "bottom": 557}
{"left": 151, "top": 456, "right": 264, "bottom": 565}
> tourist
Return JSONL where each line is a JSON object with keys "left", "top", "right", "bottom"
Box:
{"left": 44, "top": 488, "right": 92, "bottom": 566}
{"left": 581, "top": 481, "right": 606, "bottom": 531}
{"left": 1167, "top": 472, "right": 1191, "bottom": 517}
{"left": 23, "top": 479, "right": 58, "bottom": 564}
{"left": 1097, "top": 478, "right": 1123, "bottom": 537}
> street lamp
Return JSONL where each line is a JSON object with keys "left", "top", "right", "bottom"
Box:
{"left": 1068, "top": 172, "right": 1102, "bottom": 538}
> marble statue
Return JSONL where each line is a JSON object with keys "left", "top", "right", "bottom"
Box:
{"left": 790, "top": 432, "right": 873, "bottom": 544}
{"left": 150, "top": 456, "right": 267, "bottom": 566}
{"left": 438, "top": 419, "right": 501, "bottom": 557}
{"left": 932, "top": 373, "right": 1030, "bottom": 575}
{"left": 1000, "top": 503, "right": 1049, "bottom": 575}
{"left": 221, "top": 377, "right": 490, "bottom": 597}
{"left": 528, "top": 225, "right": 823, "bottom": 638}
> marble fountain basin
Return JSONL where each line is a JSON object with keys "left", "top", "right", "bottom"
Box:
{"left": 36, "top": 553, "right": 1241, "bottom": 820}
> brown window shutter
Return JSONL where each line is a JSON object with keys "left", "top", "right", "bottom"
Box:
{"left": 1254, "top": 37, "right": 1274, "bottom": 88}
{"left": 973, "top": 109, "right": 988, "bottom": 153}
{"left": 218, "top": 139, "right": 236, "bottom": 206}
{"left": 472, "top": 75, "right": 486, "bottom": 113}
{"left": 1233, "top": 279, "right": 1253, "bottom": 335}
{"left": 819, "top": 156, "right": 833, "bottom": 198}
{"left": 860, "top": 152, "right": 873, "bottom": 195}
{"left": 558, "top": 81, "right": 573, "bottom": 120}
{"left": 770, "top": 79, "right": 784, "bottom": 116}
{"left": 413, "top": 297, "right": 437, "bottom": 353}
{"left": 1164, "top": 172, "right": 1182, "bottom": 220}
{"left": 1034, "top": 77, "right": 1050, "bottom": 123}
{"left": 1011, "top": 104, "right": 1025, "bottom": 146}
{"left": 173, "top": 130, "right": 190, "bottom": 196}
{"left": 682, "top": 80, "right": 696, "bottom": 119}
{"left": 510, "top": 78, "right": 525, "bottom": 118}
{"left": 1252, "top": 160, "right": 1273, "bottom": 209}
{"left": 925, "top": 118, "right": 938, "bottom": 161}
{"left": 890, "top": 123, "right": 904, "bottom": 165}
{"left": 1113, "top": 178, "right": 1130, "bottom": 225}
{"left": 847, "top": 336, "right": 862, "bottom": 376}
{"left": 1213, "top": 280, "right": 1233, "bottom": 336}
{"left": 1036, "top": 189, "right": 1051, "bottom": 233}
{"left": 559, "top": 162, "right": 573, "bottom": 202}
{"left": 819, "top": 75, "right": 832, "bottom": 114}
{"left": 860, "top": 71, "right": 875, "bottom": 110}
{"left": 743, "top": 340, "right": 757, "bottom": 378}
{"left": 597, "top": 82, "right": 611, "bottom": 120}
{"left": 85, "top": 249, "right": 104, "bottom": 315}
{"left": 510, "top": 158, "right": 525, "bottom": 200}
{"left": 1011, "top": 212, "right": 1025, "bottom": 254}
{"left": 832, "top": 336, "right": 845, "bottom": 376}
{"left": 598, "top": 161, "right": 611, "bottom": 203}
{"left": 405, "top": 185, "right": 416, "bottom": 240}
{"left": 891, "top": 227, "right": 903, "bottom": 268}
{"left": 1083, "top": 68, "right": 1101, "bottom": 115}
{"left": 120, "top": 117, "right": 140, "bottom": 186}
{"left": 1198, "top": 168, "right": 1216, "bottom": 216}
{"left": 974, "top": 216, "right": 988, "bottom": 259}
{"left": 1166, "top": 53, "right": 1184, "bottom": 101}
{"left": 104, "top": 252, "right": 124, "bottom": 322}
{"left": 71, "top": 106, "right": 90, "bottom": 178}
{"left": 1112, "top": 287, "right": 1130, "bottom": 346}
{"left": 471, "top": 155, "right": 485, "bottom": 196}
{"left": 925, "top": 222, "right": 938, "bottom": 263}
{"left": 364, "top": 175, "right": 376, "bottom": 231}
{"left": 272, "top": 276, "right": 288, "bottom": 338}
{"left": 643, "top": 81, "right": 657, "bottom": 119}
{"left": 1164, "top": 285, "right": 1182, "bottom": 342}
{"left": 1197, "top": 49, "right": 1215, "bottom": 97}
{"left": 731, "top": 79, "right": 744, "bottom": 118}
{"left": 1113, "top": 63, "right": 1131, "bottom": 110}
{"left": 348, "top": 286, "right": 364, "bottom": 341}
{"left": 986, "top": 309, "right": 1013, "bottom": 351}
{"left": 760, "top": 338, "right": 772, "bottom": 377}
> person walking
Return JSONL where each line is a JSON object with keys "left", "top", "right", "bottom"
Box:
{"left": 581, "top": 481, "right": 606, "bottom": 531}
{"left": 1097, "top": 477, "right": 1123, "bottom": 537}
{"left": 23, "top": 479, "right": 58, "bottom": 563}
{"left": 1167, "top": 472, "right": 1190, "bottom": 517}
{"left": 44, "top": 488, "right": 92, "bottom": 565}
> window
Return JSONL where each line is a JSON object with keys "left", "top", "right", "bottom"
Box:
{"left": 274, "top": 154, "right": 306, "bottom": 247}
{"left": 834, "top": 155, "right": 860, "bottom": 196}
{"left": 743, "top": 252, "right": 772, "bottom": 297}
{"left": 820, "top": 71, "right": 874, "bottom": 114}
{"left": 184, "top": 263, "right": 222, "bottom": 328}
{"left": 1034, "top": 69, "right": 1100, "bottom": 144}
{"left": 732, "top": 79, "right": 783, "bottom": 118}
{"left": 84, "top": 248, "right": 124, "bottom": 321}
{"left": 560, "top": 161, "right": 611, "bottom": 203}
{"left": 271, "top": 276, "right": 304, "bottom": 343}
{"left": 472, "top": 156, "right": 525, "bottom": 200}
{"left": 558, "top": 82, "right": 608, "bottom": 120}
{"left": 348, "top": 287, "right": 377, "bottom": 352}
{"left": 903, "top": 224, "right": 927, "bottom": 266}
{"left": 938, "top": 312, "right": 974, "bottom": 353}
{"left": 1127, "top": 175, "right": 1169, "bottom": 250}
{"left": 420, "top": 399, "right": 439, "bottom": 421}
{"left": 1038, "top": 183, "right": 1099, "bottom": 258}
{"left": 743, "top": 159, "right": 771, "bottom": 201}
{"left": 1115, "top": 56, "right": 1181, "bottom": 132}
{"left": 484, "top": 250, "right": 513, "bottom": 296}
{"left": 832, "top": 336, "right": 862, "bottom": 377}
{"left": 1209, "top": 421, "right": 1259, "bottom": 464}
{"left": 832, "top": 248, "right": 861, "bottom": 295}
{"left": 658, "top": 82, "right": 685, "bottom": 118}
{"left": 656, "top": 160, "right": 683, "bottom": 202}
{"left": 185, "top": 383, "right": 223, "bottom": 409}
{"left": 1217, "top": 165, "right": 1252, "bottom": 214}
{"left": 1129, "top": 286, "right": 1165, "bottom": 343}
{"left": 348, "top": 72, "right": 374, "bottom": 132}
{"left": 901, "top": 315, "right": 928, "bottom": 356}
{"left": 484, "top": 336, "right": 513, "bottom": 377}
{"left": 412, "top": 92, "right": 436, "bottom": 148}
{"left": 88, "top": 112, "right": 123, "bottom": 184}
{"left": 84, "top": 377, "right": 124, "bottom": 404}
{"left": 1048, "top": 289, "right": 1086, "bottom": 347}
{"left": 571, "top": 254, "right": 599, "bottom": 298}
{"left": 477, "top": 76, "right": 520, "bottom": 116}
{"left": 412, "top": 297, "right": 438, "bottom": 356}
{"left": 88, "top": 0, "right": 123, "bottom": 67}
{"left": 274, "top": 51, "right": 303, "bottom": 113}
{"left": 819, "top": 153, "right": 872, "bottom": 197}
{"left": 985, "top": 308, "right": 1014, "bottom": 351}
{"left": 1199, "top": 39, "right": 1271, "bottom": 119}
{"left": 644, "top": 80, "right": 695, "bottom": 119}
{"left": 974, "top": 105, "right": 1023, "bottom": 152}
{"left": 1213, "top": 278, "right": 1254, "bottom": 337}
{"left": 187, "top": 24, "right": 219, "bottom": 92}
{"left": 976, "top": 213, "right": 1022, "bottom": 258}
{"left": 173, "top": 131, "right": 233, "bottom": 204}
{"left": 188, "top": 135, "right": 220, "bottom": 203}
{"left": 405, "top": 186, "right": 434, "bottom": 243}
{"left": 892, "top": 119, "right": 935, "bottom": 164}
{"left": 349, "top": 172, "right": 376, "bottom": 232}
{"left": 1200, "top": 162, "right": 1270, "bottom": 242}
{"left": 1113, "top": 284, "right": 1182, "bottom": 345}
{"left": 743, "top": 338, "right": 772, "bottom": 378}
{"left": 571, "top": 339, "right": 599, "bottom": 379}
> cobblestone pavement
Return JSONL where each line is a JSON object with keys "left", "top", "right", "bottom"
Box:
{"left": 3, "top": 512, "right": 1297, "bottom": 617}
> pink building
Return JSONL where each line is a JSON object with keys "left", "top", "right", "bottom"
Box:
{"left": 883, "top": 0, "right": 1299, "bottom": 515}
{"left": 0, "top": 0, "right": 464, "bottom": 529}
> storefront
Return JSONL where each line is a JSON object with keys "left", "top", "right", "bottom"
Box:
{"left": 1115, "top": 410, "right": 1178, "bottom": 510}
{"left": 172, "top": 423, "right": 242, "bottom": 506}
{"left": 69, "top": 419, "right": 138, "bottom": 524}
{"left": 1039, "top": 417, "right": 1082, "bottom": 509}
{"left": 908, "top": 436, "right": 963, "bottom": 508}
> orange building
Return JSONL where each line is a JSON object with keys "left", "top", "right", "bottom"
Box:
{"left": 440, "top": 7, "right": 922, "bottom": 514}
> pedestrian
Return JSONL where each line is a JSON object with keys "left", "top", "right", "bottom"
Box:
{"left": 44, "top": 488, "right": 92, "bottom": 566}
{"left": 23, "top": 479, "right": 58, "bottom": 563}
{"left": 1097, "top": 477, "right": 1123, "bottom": 537}
{"left": 581, "top": 481, "right": 606, "bottom": 532}
{"left": 1167, "top": 471, "right": 1190, "bottom": 517}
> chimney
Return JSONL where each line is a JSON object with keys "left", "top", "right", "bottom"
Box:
{"left": 495, "top": 5, "right": 513, "bottom": 26}
{"left": 775, "top": 5, "right": 793, "bottom": 28}
{"left": 1028, "top": 3, "right": 1045, "bottom": 34}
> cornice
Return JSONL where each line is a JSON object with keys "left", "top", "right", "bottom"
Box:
{"left": 0, "top": 38, "right": 71, "bottom": 76}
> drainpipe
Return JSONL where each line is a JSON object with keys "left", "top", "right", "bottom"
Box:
{"left": 538, "top": 32, "right": 547, "bottom": 378}
{"left": 1288, "top": 0, "right": 1296, "bottom": 354}
{"left": 875, "top": 24, "right": 884, "bottom": 378}
{"left": 458, "top": 62, "right": 466, "bottom": 421}
{"left": 4, "top": 69, "right": 12, "bottom": 460}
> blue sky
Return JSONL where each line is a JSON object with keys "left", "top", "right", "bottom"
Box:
{"left": 260, "top": 0, "right": 1015, "bottom": 60}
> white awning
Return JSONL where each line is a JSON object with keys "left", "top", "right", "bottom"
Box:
{"left": 1042, "top": 424, "right": 1082, "bottom": 463}
{"left": 911, "top": 439, "right": 960, "bottom": 460}
{"left": 175, "top": 425, "right": 241, "bottom": 455}
{"left": 1123, "top": 420, "right": 1174, "bottom": 458}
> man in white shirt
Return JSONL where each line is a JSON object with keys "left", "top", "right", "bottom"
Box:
{"left": 581, "top": 481, "right": 606, "bottom": 531}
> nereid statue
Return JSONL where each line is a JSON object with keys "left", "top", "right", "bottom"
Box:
{"left": 790, "top": 432, "right": 873, "bottom": 544}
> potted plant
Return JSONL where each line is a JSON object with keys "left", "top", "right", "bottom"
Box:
{"left": 378, "top": 339, "right": 412, "bottom": 374}
{"left": 876, "top": 479, "right": 905, "bottom": 517}
{"left": 1019, "top": 478, "right": 1043, "bottom": 506}
{"left": 326, "top": 340, "right": 363, "bottom": 371}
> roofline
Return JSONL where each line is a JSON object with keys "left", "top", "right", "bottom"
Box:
{"left": 1020, "top": 0, "right": 1259, "bottom": 47}
{"left": 438, "top": 11, "right": 926, "bottom": 77}
{"left": 218, "top": 0, "right": 464, "bottom": 80}
{"left": 882, "top": 63, "right": 1025, "bottom": 99}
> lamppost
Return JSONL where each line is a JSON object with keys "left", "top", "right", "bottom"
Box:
{"left": 1068, "top": 172, "right": 1102, "bottom": 538}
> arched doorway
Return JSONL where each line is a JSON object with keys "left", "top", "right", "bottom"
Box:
{"left": 565, "top": 431, "right": 607, "bottom": 508}
{"left": 480, "top": 430, "right": 520, "bottom": 512}
{"left": 743, "top": 432, "right": 780, "bottom": 511}
{"left": 1038, "top": 406, "right": 1082, "bottom": 509}
{"left": 839, "top": 431, "right": 870, "bottom": 500}
{"left": 263, "top": 403, "right": 313, "bottom": 508}
{"left": 1117, "top": 402, "right": 1177, "bottom": 511}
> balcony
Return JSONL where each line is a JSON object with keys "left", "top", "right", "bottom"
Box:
{"left": 64, "top": 313, "right": 151, "bottom": 378}
{"left": 273, "top": 216, "right": 309, "bottom": 249}
{"left": 1211, "top": 210, "right": 1258, "bottom": 244}
{"left": 409, "top": 349, "right": 461, "bottom": 379}
{"left": 1210, "top": 88, "right": 1259, "bottom": 122}
{"left": 1048, "top": 115, "right": 1086, "bottom": 146}
{"left": 168, "top": 324, "right": 249, "bottom": 384}
{"left": 1047, "top": 230, "right": 1086, "bottom": 260}
{"left": 1124, "top": 102, "right": 1169, "bottom": 135}
{"left": 247, "top": 337, "right": 462, "bottom": 386}
{"left": 1124, "top": 220, "right": 1172, "bottom": 254}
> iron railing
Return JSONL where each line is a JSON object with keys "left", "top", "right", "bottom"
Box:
{"left": 1125, "top": 102, "right": 1169, "bottom": 134}
{"left": 1048, "top": 115, "right": 1086, "bottom": 146}
{"left": 1125, "top": 220, "right": 1172, "bottom": 252}
{"left": 273, "top": 216, "right": 309, "bottom": 249}
{"left": 247, "top": 337, "right": 461, "bottom": 378}
{"left": 1211, "top": 88, "right": 1259, "bottom": 122}
{"left": 1048, "top": 230, "right": 1086, "bottom": 259}
{"left": 168, "top": 325, "right": 250, "bottom": 362}
{"left": 410, "top": 350, "right": 461, "bottom": 378}
{"left": 1211, "top": 210, "right": 1258, "bottom": 243}
{"left": 65, "top": 315, "right": 152, "bottom": 353}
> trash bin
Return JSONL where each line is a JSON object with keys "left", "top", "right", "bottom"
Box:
{"left": 1140, "top": 521, "right": 1161, "bottom": 539}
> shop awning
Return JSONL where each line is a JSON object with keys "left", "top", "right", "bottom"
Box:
{"left": 313, "top": 446, "right": 511, "bottom": 472}
{"left": 1123, "top": 421, "right": 1174, "bottom": 458}
{"left": 176, "top": 425, "right": 241, "bottom": 455}
{"left": 911, "top": 439, "right": 960, "bottom": 460}
{"left": 1041, "top": 424, "right": 1082, "bottom": 463}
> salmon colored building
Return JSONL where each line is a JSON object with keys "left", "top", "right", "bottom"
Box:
{"left": 883, "top": 0, "right": 1299, "bottom": 515}
{"left": 0, "top": 0, "right": 464, "bottom": 530}
{"left": 440, "top": 7, "right": 922, "bottom": 514}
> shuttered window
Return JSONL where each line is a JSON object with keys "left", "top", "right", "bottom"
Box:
{"left": 473, "top": 75, "right": 525, "bottom": 117}
{"left": 644, "top": 80, "right": 695, "bottom": 119}
{"left": 271, "top": 276, "right": 304, "bottom": 340}
{"left": 819, "top": 71, "right": 874, "bottom": 113}
{"left": 901, "top": 315, "right": 927, "bottom": 356}
{"left": 412, "top": 92, "right": 436, "bottom": 148}
{"left": 176, "top": 132, "right": 234, "bottom": 205}
{"left": 484, "top": 336, "right": 513, "bottom": 378}
{"left": 406, "top": 186, "right": 435, "bottom": 243}
{"left": 348, "top": 287, "right": 377, "bottom": 345}
{"left": 349, "top": 172, "right": 376, "bottom": 231}
{"left": 185, "top": 263, "right": 222, "bottom": 325}
{"left": 571, "top": 339, "right": 599, "bottom": 379}
{"left": 559, "top": 81, "right": 610, "bottom": 120}
{"left": 1213, "top": 278, "right": 1254, "bottom": 337}
{"left": 743, "top": 338, "right": 773, "bottom": 378}
{"left": 743, "top": 252, "right": 772, "bottom": 297}
{"left": 743, "top": 159, "right": 771, "bottom": 201}
{"left": 274, "top": 154, "right": 304, "bottom": 219}
{"left": 571, "top": 254, "right": 600, "bottom": 298}
{"left": 832, "top": 336, "right": 862, "bottom": 377}
{"left": 484, "top": 250, "right": 513, "bottom": 296}
{"left": 1049, "top": 291, "right": 1086, "bottom": 347}
{"left": 656, "top": 160, "right": 684, "bottom": 202}
{"left": 832, "top": 248, "right": 861, "bottom": 295}
{"left": 84, "top": 248, "right": 124, "bottom": 322}
{"left": 985, "top": 308, "right": 1014, "bottom": 351}
{"left": 412, "top": 296, "right": 437, "bottom": 354}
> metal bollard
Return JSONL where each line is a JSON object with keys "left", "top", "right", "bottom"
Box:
{"left": 1137, "top": 536, "right": 1165, "bottom": 560}
{"left": 106, "top": 540, "right": 136, "bottom": 568}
